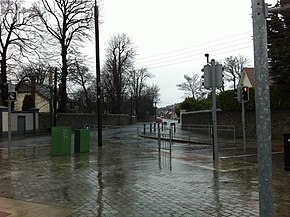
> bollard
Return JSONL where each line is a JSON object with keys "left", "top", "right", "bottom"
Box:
{"left": 170, "top": 123, "right": 176, "bottom": 134}
{"left": 169, "top": 128, "right": 172, "bottom": 157}
{"left": 158, "top": 125, "right": 161, "bottom": 152}
{"left": 143, "top": 124, "right": 146, "bottom": 135}
{"left": 137, "top": 127, "right": 140, "bottom": 145}
{"left": 283, "top": 134, "right": 290, "bottom": 171}
{"left": 154, "top": 123, "right": 156, "bottom": 132}
{"left": 150, "top": 123, "right": 152, "bottom": 133}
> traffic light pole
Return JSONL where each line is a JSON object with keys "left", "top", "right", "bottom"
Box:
{"left": 252, "top": 0, "right": 273, "bottom": 216}
{"left": 202, "top": 57, "right": 223, "bottom": 161}
{"left": 241, "top": 101, "right": 246, "bottom": 151}
{"left": 210, "top": 59, "right": 218, "bottom": 161}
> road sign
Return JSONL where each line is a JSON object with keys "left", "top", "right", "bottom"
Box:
{"left": 8, "top": 91, "right": 17, "bottom": 101}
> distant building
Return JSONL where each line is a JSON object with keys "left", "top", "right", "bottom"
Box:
{"left": 14, "top": 83, "right": 51, "bottom": 113}
{"left": 239, "top": 67, "right": 255, "bottom": 87}
{"left": 238, "top": 67, "right": 273, "bottom": 88}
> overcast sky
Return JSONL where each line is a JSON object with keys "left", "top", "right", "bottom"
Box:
{"left": 83, "top": 0, "right": 277, "bottom": 107}
{"left": 23, "top": 0, "right": 277, "bottom": 107}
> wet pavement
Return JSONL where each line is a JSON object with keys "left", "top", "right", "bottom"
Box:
{"left": 0, "top": 126, "right": 290, "bottom": 216}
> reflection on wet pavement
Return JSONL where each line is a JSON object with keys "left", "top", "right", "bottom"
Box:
{"left": 0, "top": 135, "right": 289, "bottom": 216}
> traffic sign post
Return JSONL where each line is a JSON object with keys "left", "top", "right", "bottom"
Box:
{"left": 202, "top": 59, "right": 224, "bottom": 161}
{"left": 7, "top": 82, "right": 17, "bottom": 157}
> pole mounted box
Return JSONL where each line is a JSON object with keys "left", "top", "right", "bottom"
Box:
{"left": 8, "top": 83, "right": 15, "bottom": 93}
{"left": 202, "top": 63, "right": 224, "bottom": 89}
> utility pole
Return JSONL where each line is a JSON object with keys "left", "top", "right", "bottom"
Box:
{"left": 53, "top": 68, "right": 58, "bottom": 126}
{"left": 251, "top": 1, "right": 272, "bottom": 216}
{"left": 95, "top": 1, "right": 102, "bottom": 146}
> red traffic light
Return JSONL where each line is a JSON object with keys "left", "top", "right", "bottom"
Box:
{"left": 242, "top": 86, "right": 249, "bottom": 101}
{"left": 242, "top": 86, "right": 248, "bottom": 92}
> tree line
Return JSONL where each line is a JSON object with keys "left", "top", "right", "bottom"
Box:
{"left": 0, "top": 0, "right": 159, "bottom": 121}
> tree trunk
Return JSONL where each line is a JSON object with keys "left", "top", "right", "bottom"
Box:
{"left": 0, "top": 52, "right": 8, "bottom": 106}
{"left": 59, "top": 45, "right": 68, "bottom": 113}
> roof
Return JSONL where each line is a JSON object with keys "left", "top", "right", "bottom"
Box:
{"left": 17, "top": 83, "right": 51, "bottom": 100}
{"left": 239, "top": 67, "right": 255, "bottom": 88}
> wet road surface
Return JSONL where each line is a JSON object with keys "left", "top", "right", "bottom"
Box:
{"left": 0, "top": 126, "right": 289, "bottom": 216}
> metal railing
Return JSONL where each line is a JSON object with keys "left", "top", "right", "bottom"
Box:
{"left": 181, "top": 124, "right": 236, "bottom": 145}
{"left": 90, "top": 122, "right": 236, "bottom": 149}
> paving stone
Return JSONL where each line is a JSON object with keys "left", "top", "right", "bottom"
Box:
{"left": 0, "top": 135, "right": 289, "bottom": 216}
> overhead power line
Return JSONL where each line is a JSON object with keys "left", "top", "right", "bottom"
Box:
{"left": 136, "top": 31, "right": 252, "bottom": 61}
{"left": 134, "top": 32, "right": 254, "bottom": 70}
{"left": 145, "top": 45, "right": 253, "bottom": 70}
{"left": 135, "top": 38, "right": 252, "bottom": 66}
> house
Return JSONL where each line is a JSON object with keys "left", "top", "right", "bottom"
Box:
{"left": 14, "top": 83, "right": 51, "bottom": 113}
{"left": 238, "top": 67, "right": 273, "bottom": 88}
{"left": 239, "top": 67, "right": 255, "bottom": 88}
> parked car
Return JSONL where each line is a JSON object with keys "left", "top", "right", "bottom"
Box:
{"left": 155, "top": 117, "right": 163, "bottom": 123}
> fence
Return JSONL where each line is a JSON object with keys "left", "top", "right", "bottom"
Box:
{"left": 180, "top": 124, "right": 236, "bottom": 145}
{"left": 139, "top": 123, "right": 173, "bottom": 154}
{"left": 140, "top": 122, "right": 236, "bottom": 145}
{"left": 90, "top": 122, "right": 236, "bottom": 150}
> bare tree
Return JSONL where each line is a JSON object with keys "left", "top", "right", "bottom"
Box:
{"left": 176, "top": 74, "right": 200, "bottom": 99}
{"left": 0, "top": 0, "right": 39, "bottom": 105}
{"left": 102, "top": 33, "right": 136, "bottom": 114}
{"left": 34, "top": 0, "right": 94, "bottom": 112}
{"left": 17, "top": 62, "right": 51, "bottom": 85}
{"left": 137, "top": 83, "right": 160, "bottom": 121}
{"left": 223, "top": 55, "right": 250, "bottom": 89}
{"left": 68, "top": 58, "right": 95, "bottom": 112}
{"left": 128, "top": 67, "right": 152, "bottom": 116}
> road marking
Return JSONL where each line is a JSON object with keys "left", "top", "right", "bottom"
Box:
{"left": 220, "top": 151, "right": 283, "bottom": 159}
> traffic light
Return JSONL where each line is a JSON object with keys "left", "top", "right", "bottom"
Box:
{"left": 235, "top": 88, "right": 242, "bottom": 103}
{"left": 242, "top": 86, "right": 249, "bottom": 102}
{"left": 215, "top": 63, "right": 224, "bottom": 88}
{"left": 202, "top": 64, "right": 211, "bottom": 89}
{"left": 201, "top": 63, "right": 224, "bottom": 89}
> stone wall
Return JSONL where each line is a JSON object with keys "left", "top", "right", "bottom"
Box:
{"left": 181, "top": 109, "right": 290, "bottom": 139}
{"left": 39, "top": 113, "right": 137, "bottom": 132}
